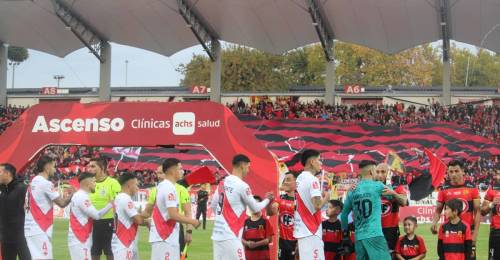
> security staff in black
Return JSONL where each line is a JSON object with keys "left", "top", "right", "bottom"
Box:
{"left": 0, "top": 163, "right": 31, "bottom": 260}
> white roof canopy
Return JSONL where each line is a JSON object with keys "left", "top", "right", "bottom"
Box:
{"left": 0, "top": 0, "right": 499, "bottom": 58}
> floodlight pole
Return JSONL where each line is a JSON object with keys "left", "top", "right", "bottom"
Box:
{"left": 177, "top": 0, "right": 220, "bottom": 102}
{"left": 307, "top": 0, "right": 336, "bottom": 106}
{"left": 439, "top": 0, "right": 451, "bottom": 106}
{"left": 0, "top": 43, "right": 7, "bottom": 106}
{"left": 51, "top": 0, "right": 111, "bottom": 101}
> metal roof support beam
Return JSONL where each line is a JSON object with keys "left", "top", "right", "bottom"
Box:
{"left": 210, "top": 41, "right": 221, "bottom": 103}
{"left": 99, "top": 42, "right": 111, "bottom": 101}
{"left": 307, "top": 0, "right": 336, "bottom": 105}
{"left": 51, "top": 0, "right": 107, "bottom": 63}
{"left": 0, "top": 43, "right": 7, "bottom": 106}
{"left": 439, "top": 0, "right": 451, "bottom": 105}
{"left": 306, "top": 0, "right": 334, "bottom": 62}
{"left": 177, "top": 0, "right": 219, "bottom": 61}
{"left": 325, "top": 42, "right": 336, "bottom": 106}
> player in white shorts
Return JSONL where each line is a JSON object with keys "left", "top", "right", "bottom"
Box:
{"left": 111, "top": 172, "right": 149, "bottom": 260}
{"left": 211, "top": 154, "right": 274, "bottom": 260}
{"left": 294, "top": 150, "right": 329, "bottom": 260}
{"left": 24, "top": 156, "right": 74, "bottom": 260}
{"left": 68, "top": 173, "right": 113, "bottom": 260}
{"left": 148, "top": 159, "right": 200, "bottom": 260}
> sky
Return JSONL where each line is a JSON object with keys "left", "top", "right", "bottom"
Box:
{"left": 6, "top": 40, "right": 477, "bottom": 89}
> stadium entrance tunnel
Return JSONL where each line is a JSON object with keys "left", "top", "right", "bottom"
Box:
{"left": 0, "top": 101, "right": 279, "bottom": 258}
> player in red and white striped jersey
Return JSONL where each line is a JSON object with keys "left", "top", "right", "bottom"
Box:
{"left": 211, "top": 154, "right": 274, "bottom": 260}
{"left": 24, "top": 156, "right": 74, "bottom": 260}
{"left": 68, "top": 173, "right": 113, "bottom": 260}
{"left": 294, "top": 150, "right": 329, "bottom": 260}
{"left": 111, "top": 173, "right": 148, "bottom": 260}
{"left": 149, "top": 158, "right": 200, "bottom": 260}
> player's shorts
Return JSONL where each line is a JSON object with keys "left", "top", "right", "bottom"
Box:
{"left": 278, "top": 238, "right": 297, "bottom": 260}
{"left": 382, "top": 226, "right": 400, "bottom": 251}
{"left": 69, "top": 243, "right": 91, "bottom": 260}
{"left": 151, "top": 241, "right": 180, "bottom": 260}
{"left": 112, "top": 247, "right": 138, "bottom": 260}
{"left": 213, "top": 239, "right": 245, "bottom": 260}
{"left": 297, "top": 235, "right": 324, "bottom": 260}
{"left": 489, "top": 228, "right": 500, "bottom": 260}
{"left": 355, "top": 236, "right": 391, "bottom": 260}
{"left": 26, "top": 233, "right": 52, "bottom": 259}
{"left": 91, "top": 219, "right": 113, "bottom": 256}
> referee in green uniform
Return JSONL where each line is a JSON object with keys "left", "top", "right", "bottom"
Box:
{"left": 87, "top": 157, "right": 121, "bottom": 260}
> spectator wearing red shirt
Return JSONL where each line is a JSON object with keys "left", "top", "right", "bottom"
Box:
{"left": 395, "top": 216, "right": 426, "bottom": 260}
{"left": 481, "top": 168, "right": 500, "bottom": 259}
{"left": 242, "top": 195, "right": 274, "bottom": 260}
{"left": 438, "top": 199, "right": 473, "bottom": 260}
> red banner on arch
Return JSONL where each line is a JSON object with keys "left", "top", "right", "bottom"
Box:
{"left": 0, "top": 101, "right": 279, "bottom": 258}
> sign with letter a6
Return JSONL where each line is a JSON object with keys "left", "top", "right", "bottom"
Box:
{"left": 344, "top": 85, "right": 365, "bottom": 94}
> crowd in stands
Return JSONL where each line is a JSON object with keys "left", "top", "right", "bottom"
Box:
{"left": 227, "top": 98, "right": 500, "bottom": 143}
{"left": 0, "top": 105, "right": 26, "bottom": 133}
{"left": 0, "top": 103, "right": 498, "bottom": 191}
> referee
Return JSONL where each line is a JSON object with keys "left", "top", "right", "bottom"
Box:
{"left": 0, "top": 163, "right": 30, "bottom": 260}
{"left": 87, "top": 158, "right": 121, "bottom": 260}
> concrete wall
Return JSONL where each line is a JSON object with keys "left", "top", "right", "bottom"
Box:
{"left": 7, "top": 97, "right": 39, "bottom": 107}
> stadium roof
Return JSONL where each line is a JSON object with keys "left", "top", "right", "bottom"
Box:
{"left": 1, "top": 0, "right": 500, "bottom": 58}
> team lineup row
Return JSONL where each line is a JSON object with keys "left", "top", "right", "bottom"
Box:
{"left": 0, "top": 150, "right": 499, "bottom": 260}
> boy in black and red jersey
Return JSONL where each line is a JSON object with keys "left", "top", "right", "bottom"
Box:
{"left": 481, "top": 168, "right": 500, "bottom": 260}
{"left": 438, "top": 199, "right": 473, "bottom": 260}
{"left": 243, "top": 196, "right": 274, "bottom": 260}
{"left": 267, "top": 172, "right": 297, "bottom": 260}
{"left": 431, "top": 160, "right": 480, "bottom": 259}
{"left": 395, "top": 216, "right": 426, "bottom": 260}
{"left": 322, "top": 200, "right": 343, "bottom": 260}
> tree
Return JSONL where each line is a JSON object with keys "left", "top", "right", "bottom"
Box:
{"left": 7, "top": 46, "right": 29, "bottom": 63}
{"left": 178, "top": 42, "right": 497, "bottom": 91}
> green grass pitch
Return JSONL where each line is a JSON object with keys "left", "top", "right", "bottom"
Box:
{"left": 52, "top": 219, "right": 490, "bottom": 259}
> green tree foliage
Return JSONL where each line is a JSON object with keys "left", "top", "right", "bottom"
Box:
{"left": 178, "top": 42, "right": 498, "bottom": 91}
{"left": 7, "top": 46, "right": 29, "bottom": 63}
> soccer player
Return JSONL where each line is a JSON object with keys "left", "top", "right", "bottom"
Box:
{"left": 267, "top": 171, "right": 297, "bottom": 260}
{"left": 111, "top": 172, "right": 148, "bottom": 260}
{"left": 374, "top": 163, "right": 408, "bottom": 256}
{"left": 211, "top": 154, "right": 274, "bottom": 260}
{"left": 394, "top": 216, "right": 426, "bottom": 260}
{"left": 242, "top": 195, "right": 274, "bottom": 260}
{"left": 294, "top": 149, "right": 329, "bottom": 260}
{"left": 438, "top": 199, "right": 472, "bottom": 260}
{"left": 68, "top": 172, "right": 113, "bottom": 260}
{"left": 87, "top": 157, "right": 121, "bottom": 260}
{"left": 149, "top": 158, "right": 200, "bottom": 260}
{"left": 481, "top": 168, "right": 500, "bottom": 259}
{"left": 24, "top": 156, "right": 74, "bottom": 260}
{"left": 431, "top": 160, "right": 480, "bottom": 259}
{"left": 144, "top": 164, "right": 194, "bottom": 259}
{"left": 340, "top": 160, "right": 394, "bottom": 260}
{"left": 322, "top": 200, "right": 343, "bottom": 260}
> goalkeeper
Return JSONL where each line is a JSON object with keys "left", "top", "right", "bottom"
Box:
{"left": 340, "top": 160, "right": 395, "bottom": 260}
